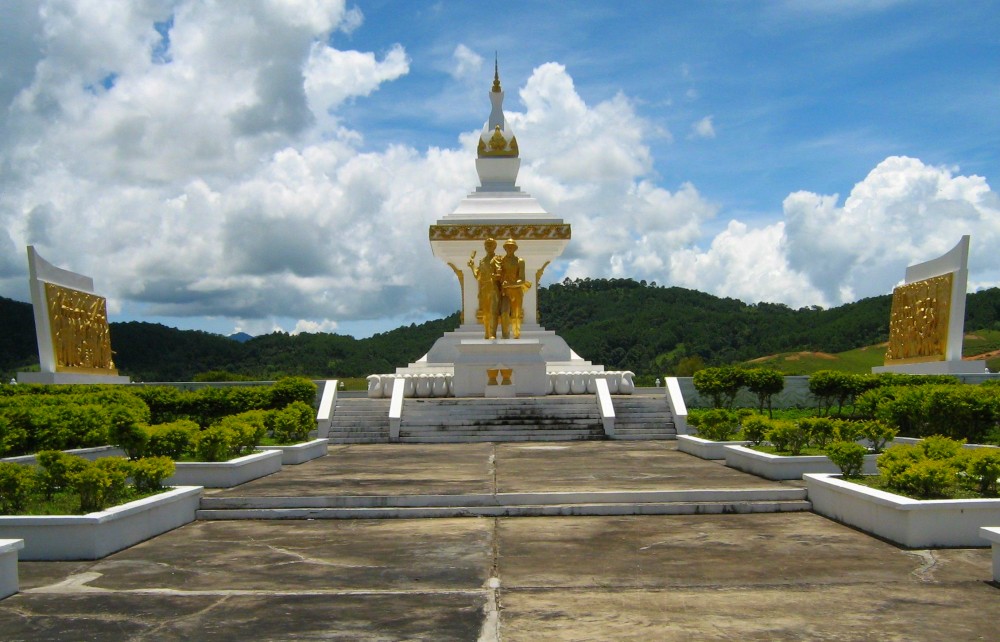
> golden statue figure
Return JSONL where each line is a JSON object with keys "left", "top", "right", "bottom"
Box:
{"left": 498, "top": 238, "right": 531, "bottom": 339}
{"left": 469, "top": 238, "right": 502, "bottom": 339}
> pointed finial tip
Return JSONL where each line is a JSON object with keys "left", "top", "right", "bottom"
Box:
{"left": 492, "top": 53, "right": 502, "bottom": 92}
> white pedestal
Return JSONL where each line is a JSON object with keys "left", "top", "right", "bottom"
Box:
{"left": 453, "top": 339, "right": 548, "bottom": 397}
{"left": 872, "top": 359, "right": 987, "bottom": 375}
{"left": 17, "top": 371, "right": 131, "bottom": 385}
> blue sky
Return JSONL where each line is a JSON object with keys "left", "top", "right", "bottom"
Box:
{"left": 1, "top": 1, "right": 998, "bottom": 339}
{"left": 339, "top": 1, "right": 999, "bottom": 223}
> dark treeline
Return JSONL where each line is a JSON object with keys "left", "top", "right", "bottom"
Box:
{"left": 2, "top": 280, "right": 999, "bottom": 381}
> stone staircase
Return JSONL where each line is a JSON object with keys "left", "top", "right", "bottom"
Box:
{"left": 611, "top": 395, "right": 677, "bottom": 440}
{"left": 398, "top": 396, "right": 604, "bottom": 443}
{"left": 327, "top": 397, "right": 391, "bottom": 444}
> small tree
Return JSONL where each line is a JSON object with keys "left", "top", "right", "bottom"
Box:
{"left": 693, "top": 366, "right": 745, "bottom": 409}
{"left": 744, "top": 369, "right": 784, "bottom": 418}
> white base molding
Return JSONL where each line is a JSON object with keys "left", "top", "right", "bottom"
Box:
{"left": 676, "top": 435, "right": 750, "bottom": 460}
{"left": 724, "top": 445, "right": 879, "bottom": 481}
{"left": 806, "top": 473, "right": 1000, "bottom": 548}
{"left": 872, "top": 359, "right": 987, "bottom": 375}
{"left": 16, "top": 371, "right": 131, "bottom": 385}
{"left": 0, "top": 487, "right": 201, "bottom": 561}
{"left": 0, "top": 539, "right": 24, "bottom": 599}
{"left": 256, "top": 439, "right": 329, "bottom": 465}
{"left": 165, "top": 450, "right": 282, "bottom": 488}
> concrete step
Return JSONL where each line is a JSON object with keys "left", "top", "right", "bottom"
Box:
{"left": 198, "top": 500, "right": 811, "bottom": 520}
{"left": 398, "top": 434, "right": 603, "bottom": 443}
{"left": 197, "top": 489, "right": 811, "bottom": 520}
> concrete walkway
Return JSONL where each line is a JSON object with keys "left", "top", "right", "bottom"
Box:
{"left": 2, "top": 441, "right": 998, "bottom": 640}
{"left": 210, "top": 441, "right": 790, "bottom": 497}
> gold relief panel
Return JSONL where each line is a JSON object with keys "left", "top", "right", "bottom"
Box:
{"left": 429, "top": 224, "right": 571, "bottom": 241}
{"left": 884, "top": 273, "right": 953, "bottom": 365}
{"left": 44, "top": 282, "right": 118, "bottom": 374}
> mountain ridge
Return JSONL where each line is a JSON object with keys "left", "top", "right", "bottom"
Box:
{"left": 2, "top": 280, "right": 998, "bottom": 381}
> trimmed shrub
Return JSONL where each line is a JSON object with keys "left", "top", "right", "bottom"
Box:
{"left": 963, "top": 448, "right": 1000, "bottom": 496}
{"left": 132, "top": 456, "right": 176, "bottom": 492}
{"left": 193, "top": 425, "right": 233, "bottom": 462}
{"left": 877, "top": 444, "right": 924, "bottom": 487}
{"left": 69, "top": 463, "right": 113, "bottom": 513}
{"left": 692, "top": 409, "right": 740, "bottom": 441}
{"left": 0, "top": 413, "right": 28, "bottom": 458}
{"left": 801, "top": 417, "right": 836, "bottom": 449}
{"left": 767, "top": 420, "right": 809, "bottom": 455}
{"left": 35, "top": 450, "right": 88, "bottom": 500}
{"left": 111, "top": 417, "right": 148, "bottom": 460}
{"left": 145, "top": 420, "right": 199, "bottom": 460}
{"left": 859, "top": 420, "right": 897, "bottom": 454}
{"left": 270, "top": 377, "right": 318, "bottom": 408}
{"left": 0, "top": 462, "right": 36, "bottom": 513}
{"left": 920, "top": 434, "right": 965, "bottom": 460}
{"left": 270, "top": 401, "right": 316, "bottom": 444}
{"left": 94, "top": 457, "right": 134, "bottom": 506}
{"left": 217, "top": 410, "right": 268, "bottom": 455}
{"left": 741, "top": 415, "right": 770, "bottom": 446}
{"left": 826, "top": 441, "right": 868, "bottom": 478}
{"left": 833, "top": 420, "right": 864, "bottom": 444}
{"left": 892, "top": 459, "right": 954, "bottom": 498}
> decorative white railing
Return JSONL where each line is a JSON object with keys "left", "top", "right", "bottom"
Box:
{"left": 366, "top": 371, "right": 635, "bottom": 398}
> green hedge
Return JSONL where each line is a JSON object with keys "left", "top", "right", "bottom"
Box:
{"left": 876, "top": 436, "right": 1000, "bottom": 499}
{"left": 0, "top": 451, "right": 175, "bottom": 514}
{"left": 130, "top": 377, "right": 316, "bottom": 426}
{"left": 0, "top": 377, "right": 317, "bottom": 457}
{"left": 0, "top": 389, "right": 150, "bottom": 456}
{"left": 855, "top": 384, "right": 1000, "bottom": 443}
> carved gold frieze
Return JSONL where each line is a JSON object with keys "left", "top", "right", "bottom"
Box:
{"left": 884, "top": 273, "right": 953, "bottom": 365}
{"left": 429, "top": 224, "right": 571, "bottom": 241}
{"left": 44, "top": 282, "right": 118, "bottom": 373}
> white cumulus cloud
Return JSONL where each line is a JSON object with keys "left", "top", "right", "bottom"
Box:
{"left": 1, "top": 5, "right": 997, "bottom": 341}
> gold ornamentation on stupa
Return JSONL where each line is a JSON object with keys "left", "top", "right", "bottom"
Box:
{"left": 478, "top": 125, "right": 518, "bottom": 158}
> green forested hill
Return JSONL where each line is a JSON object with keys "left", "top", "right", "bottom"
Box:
{"left": 539, "top": 278, "right": 897, "bottom": 374}
{"left": 2, "top": 281, "right": 999, "bottom": 381}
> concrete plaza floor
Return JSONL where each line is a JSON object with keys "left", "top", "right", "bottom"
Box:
{"left": 1, "top": 441, "right": 998, "bottom": 640}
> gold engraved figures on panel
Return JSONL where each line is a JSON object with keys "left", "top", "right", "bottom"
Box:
{"left": 884, "top": 273, "right": 953, "bottom": 364}
{"left": 468, "top": 239, "right": 502, "bottom": 339}
{"left": 498, "top": 239, "right": 531, "bottom": 339}
{"left": 44, "top": 283, "right": 118, "bottom": 373}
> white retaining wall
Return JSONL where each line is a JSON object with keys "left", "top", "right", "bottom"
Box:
{"left": 0, "top": 487, "right": 201, "bottom": 561}
{"left": 165, "top": 450, "right": 282, "bottom": 488}
{"left": 724, "top": 445, "right": 879, "bottom": 481}
{"left": 256, "top": 438, "right": 329, "bottom": 465}
{"left": 0, "top": 539, "right": 23, "bottom": 599}
{"left": 806, "top": 473, "right": 1000, "bottom": 548}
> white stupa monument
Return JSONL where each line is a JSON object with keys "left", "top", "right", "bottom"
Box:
{"left": 370, "top": 61, "right": 622, "bottom": 398}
